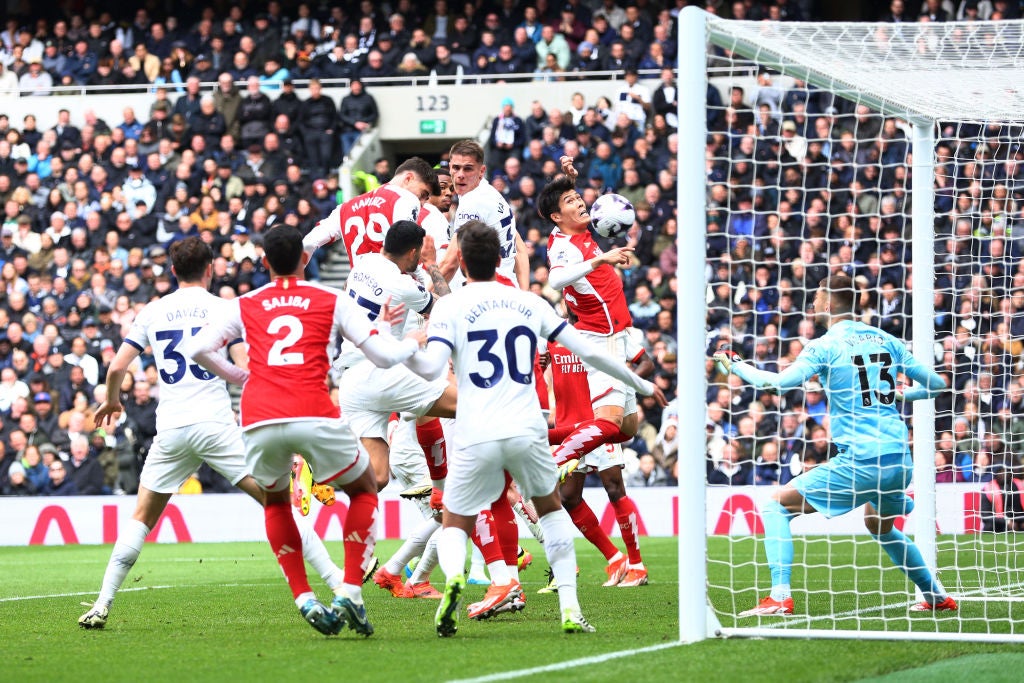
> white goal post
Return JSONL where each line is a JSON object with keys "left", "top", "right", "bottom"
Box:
{"left": 677, "top": 7, "right": 1024, "bottom": 643}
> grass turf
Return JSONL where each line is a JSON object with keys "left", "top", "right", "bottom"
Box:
{"left": 2, "top": 535, "right": 1023, "bottom": 682}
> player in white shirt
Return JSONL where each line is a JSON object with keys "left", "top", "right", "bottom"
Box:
{"left": 405, "top": 221, "right": 666, "bottom": 637}
{"left": 440, "top": 139, "right": 530, "bottom": 289}
{"left": 337, "top": 220, "right": 458, "bottom": 599}
{"left": 78, "top": 237, "right": 345, "bottom": 630}
{"left": 337, "top": 220, "right": 456, "bottom": 490}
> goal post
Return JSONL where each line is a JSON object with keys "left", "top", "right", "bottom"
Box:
{"left": 678, "top": 6, "right": 1024, "bottom": 643}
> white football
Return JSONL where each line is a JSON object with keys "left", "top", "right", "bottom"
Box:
{"left": 589, "top": 193, "right": 635, "bottom": 239}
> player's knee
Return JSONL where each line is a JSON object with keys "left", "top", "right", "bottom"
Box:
{"left": 561, "top": 490, "right": 582, "bottom": 510}
{"left": 603, "top": 476, "right": 625, "bottom": 501}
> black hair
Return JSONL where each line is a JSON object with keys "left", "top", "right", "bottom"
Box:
{"left": 537, "top": 175, "right": 576, "bottom": 223}
{"left": 383, "top": 220, "right": 425, "bottom": 255}
{"left": 394, "top": 156, "right": 436, "bottom": 187}
{"left": 262, "top": 225, "right": 304, "bottom": 275}
{"left": 459, "top": 220, "right": 500, "bottom": 280}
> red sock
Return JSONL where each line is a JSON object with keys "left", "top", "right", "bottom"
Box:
{"left": 491, "top": 494, "right": 519, "bottom": 567}
{"left": 553, "top": 418, "right": 621, "bottom": 465}
{"left": 472, "top": 510, "right": 504, "bottom": 564}
{"left": 548, "top": 424, "right": 575, "bottom": 446}
{"left": 265, "top": 501, "right": 311, "bottom": 598}
{"left": 612, "top": 496, "right": 642, "bottom": 564}
{"left": 416, "top": 418, "right": 447, "bottom": 480}
{"left": 343, "top": 491, "right": 378, "bottom": 585}
{"left": 569, "top": 501, "right": 620, "bottom": 560}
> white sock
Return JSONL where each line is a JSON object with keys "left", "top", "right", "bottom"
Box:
{"left": 410, "top": 527, "right": 441, "bottom": 584}
{"left": 294, "top": 590, "right": 316, "bottom": 608}
{"left": 384, "top": 517, "right": 441, "bottom": 575}
{"left": 506, "top": 563, "right": 520, "bottom": 583}
{"left": 770, "top": 583, "right": 792, "bottom": 601}
{"left": 437, "top": 526, "right": 469, "bottom": 579}
{"left": 608, "top": 551, "right": 624, "bottom": 565}
{"left": 539, "top": 509, "right": 580, "bottom": 613}
{"left": 340, "top": 583, "right": 363, "bottom": 604}
{"left": 469, "top": 544, "right": 487, "bottom": 578}
{"left": 487, "top": 560, "right": 512, "bottom": 585}
{"left": 295, "top": 514, "right": 343, "bottom": 591}
{"left": 97, "top": 518, "right": 150, "bottom": 609}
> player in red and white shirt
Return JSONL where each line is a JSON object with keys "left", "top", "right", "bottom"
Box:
{"left": 79, "top": 237, "right": 346, "bottom": 631}
{"left": 190, "top": 225, "right": 423, "bottom": 637}
{"left": 538, "top": 160, "right": 652, "bottom": 585}
{"left": 303, "top": 157, "right": 435, "bottom": 267}
{"left": 439, "top": 139, "right": 530, "bottom": 288}
{"left": 404, "top": 220, "right": 665, "bottom": 637}
{"left": 546, "top": 323, "right": 653, "bottom": 588}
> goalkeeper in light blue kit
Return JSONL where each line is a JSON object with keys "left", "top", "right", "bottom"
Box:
{"left": 714, "top": 273, "right": 958, "bottom": 616}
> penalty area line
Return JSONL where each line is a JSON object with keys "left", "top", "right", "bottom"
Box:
{"left": 446, "top": 641, "right": 684, "bottom": 683}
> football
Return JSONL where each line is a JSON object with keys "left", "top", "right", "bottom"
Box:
{"left": 589, "top": 193, "right": 636, "bottom": 239}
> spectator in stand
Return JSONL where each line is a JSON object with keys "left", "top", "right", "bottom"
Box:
{"left": 981, "top": 462, "right": 1024, "bottom": 531}
{"left": 42, "top": 458, "right": 78, "bottom": 495}
{"left": 536, "top": 25, "right": 571, "bottom": 71}
{"left": 486, "top": 97, "right": 525, "bottom": 174}
{"left": 339, "top": 79, "right": 378, "bottom": 159}
{"left": 627, "top": 452, "right": 669, "bottom": 487}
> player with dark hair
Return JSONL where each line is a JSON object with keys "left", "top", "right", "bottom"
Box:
{"left": 715, "top": 273, "right": 956, "bottom": 616}
{"left": 536, "top": 157, "right": 650, "bottom": 586}
{"left": 190, "top": 225, "right": 424, "bottom": 636}
{"left": 404, "top": 219, "right": 665, "bottom": 636}
{"left": 79, "top": 236, "right": 346, "bottom": 630}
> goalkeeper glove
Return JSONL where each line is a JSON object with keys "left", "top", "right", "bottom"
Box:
{"left": 713, "top": 347, "right": 743, "bottom": 374}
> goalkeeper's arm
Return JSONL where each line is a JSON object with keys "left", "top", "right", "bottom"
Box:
{"left": 715, "top": 349, "right": 816, "bottom": 394}
{"left": 898, "top": 361, "right": 947, "bottom": 402}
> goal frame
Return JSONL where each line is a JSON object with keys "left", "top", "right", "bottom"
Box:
{"left": 677, "top": 6, "right": 956, "bottom": 643}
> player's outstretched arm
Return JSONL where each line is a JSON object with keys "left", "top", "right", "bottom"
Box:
{"left": 898, "top": 360, "right": 947, "bottom": 402}
{"left": 404, "top": 339, "right": 452, "bottom": 381}
{"left": 301, "top": 212, "right": 340, "bottom": 255}
{"left": 438, "top": 231, "right": 460, "bottom": 281}
{"left": 715, "top": 349, "right": 814, "bottom": 394}
{"left": 555, "top": 324, "right": 666, "bottom": 405}
{"left": 94, "top": 343, "right": 142, "bottom": 427}
{"left": 357, "top": 332, "right": 421, "bottom": 367}
{"left": 548, "top": 246, "right": 634, "bottom": 290}
{"left": 513, "top": 231, "right": 530, "bottom": 289}
{"left": 191, "top": 330, "right": 250, "bottom": 386}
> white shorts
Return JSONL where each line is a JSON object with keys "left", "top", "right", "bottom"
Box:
{"left": 388, "top": 417, "right": 428, "bottom": 489}
{"left": 339, "top": 361, "right": 448, "bottom": 440}
{"left": 140, "top": 422, "right": 248, "bottom": 494}
{"left": 579, "top": 330, "right": 637, "bottom": 414}
{"left": 579, "top": 442, "right": 624, "bottom": 473}
{"left": 243, "top": 418, "right": 368, "bottom": 492}
{"left": 444, "top": 432, "right": 556, "bottom": 517}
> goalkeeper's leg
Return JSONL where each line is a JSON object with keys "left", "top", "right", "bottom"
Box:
{"left": 740, "top": 488, "right": 803, "bottom": 616}
{"left": 865, "top": 503, "right": 954, "bottom": 610}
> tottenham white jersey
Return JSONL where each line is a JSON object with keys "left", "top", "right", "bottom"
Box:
{"left": 426, "top": 281, "right": 566, "bottom": 447}
{"left": 124, "top": 286, "right": 237, "bottom": 431}
{"left": 338, "top": 252, "right": 432, "bottom": 367}
{"left": 453, "top": 180, "right": 518, "bottom": 285}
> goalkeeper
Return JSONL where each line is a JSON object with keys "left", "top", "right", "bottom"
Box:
{"left": 715, "top": 273, "right": 957, "bottom": 616}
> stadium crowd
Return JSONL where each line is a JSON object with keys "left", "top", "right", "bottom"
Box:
{"left": 0, "top": 0, "right": 1013, "bottom": 501}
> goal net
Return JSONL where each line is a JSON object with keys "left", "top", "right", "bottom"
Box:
{"left": 677, "top": 8, "right": 1024, "bottom": 642}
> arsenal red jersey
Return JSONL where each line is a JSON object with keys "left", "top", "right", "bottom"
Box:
{"left": 547, "top": 228, "right": 632, "bottom": 334}
{"left": 549, "top": 341, "right": 593, "bottom": 428}
{"left": 302, "top": 185, "right": 421, "bottom": 266}
{"left": 229, "top": 277, "right": 376, "bottom": 428}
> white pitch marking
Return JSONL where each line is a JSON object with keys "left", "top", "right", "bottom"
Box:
{"left": 446, "top": 642, "right": 684, "bottom": 683}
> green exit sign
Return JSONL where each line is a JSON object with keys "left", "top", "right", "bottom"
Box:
{"left": 420, "top": 119, "right": 446, "bottom": 134}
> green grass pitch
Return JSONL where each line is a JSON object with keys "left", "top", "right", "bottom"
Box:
{"left": 3, "top": 536, "right": 1024, "bottom": 682}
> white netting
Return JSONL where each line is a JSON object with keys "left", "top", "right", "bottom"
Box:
{"left": 706, "top": 17, "right": 1024, "bottom": 121}
{"left": 699, "top": 16, "right": 1024, "bottom": 641}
